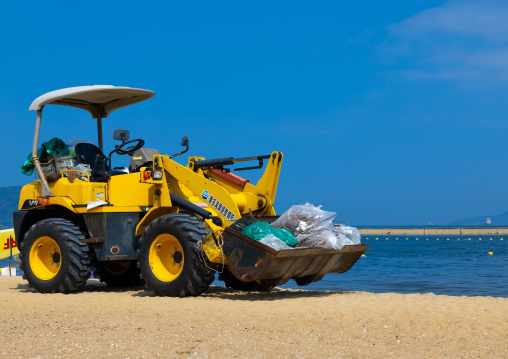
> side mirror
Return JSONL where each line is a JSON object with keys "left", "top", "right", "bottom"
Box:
{"left": 113, "top": 129, "right": 130, "bottom": 142}
{"left": 168, "top": 136, "right": 190, "bottom": 159}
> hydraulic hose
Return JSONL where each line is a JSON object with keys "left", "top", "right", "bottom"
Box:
{"left": 169, "top": 193, "right": 223, "bottom": 226}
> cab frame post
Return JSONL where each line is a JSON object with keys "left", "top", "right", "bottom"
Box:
{"left": 32, "top": 108, "right": 53, "bottom": 197}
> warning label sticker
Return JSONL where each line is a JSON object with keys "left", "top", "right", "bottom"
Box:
{"left": 194, "top": 202, "right": 210, "bottom": 208}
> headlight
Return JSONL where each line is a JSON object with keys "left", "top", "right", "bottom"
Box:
{"left": 151, "top": 170, "right": 163, "bottom": 180}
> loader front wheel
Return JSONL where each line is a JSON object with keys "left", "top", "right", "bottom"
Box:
{"left": 137, "top": 214, "right": 214, "bottom": 297}
{"left": 20, "top": 218, "right": 92, "bottom": 293}
{"left": 94, "top": 260, "right": 145, "bottom": 287}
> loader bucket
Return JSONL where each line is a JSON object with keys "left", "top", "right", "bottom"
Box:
{"left": 221, "top": 216, "right": 370, "bottom": 286}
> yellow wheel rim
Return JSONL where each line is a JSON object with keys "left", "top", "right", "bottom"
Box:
{"left": 29, "top": 236, "right": 61, "bottom": 280}
{"left": 104, "top": 261, "right": 131, "bottom": 275}
{"left": 149, "top": 234, "right": 184, "bottom": 282}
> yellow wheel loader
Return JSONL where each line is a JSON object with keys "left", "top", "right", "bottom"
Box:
{"left": 14, "top": 85, "right": 369, "bottom": 297}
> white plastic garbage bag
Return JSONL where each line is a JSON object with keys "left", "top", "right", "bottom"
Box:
{"left": 300, "top": 230, "right": 339, "bottom": 249}
{"left": 334, "top": 225, "right": 361, "bottom": 245}
{"left": 271, "top": 203, "right": 336, "bottom": 245}
{"left": 259, "top": 234, "right": 293, "bottom": 251}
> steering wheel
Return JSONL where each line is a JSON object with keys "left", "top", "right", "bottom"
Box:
{"left": 114, "top": 139, "right": 145, "bottom": 156}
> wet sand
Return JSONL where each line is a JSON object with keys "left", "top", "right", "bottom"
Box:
{"left": 1, "top": 277, "right": 506, "bottom": 358}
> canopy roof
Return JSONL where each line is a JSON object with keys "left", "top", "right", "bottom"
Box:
{"left": 29, "top": 85, "right": 155, "bottom": 118}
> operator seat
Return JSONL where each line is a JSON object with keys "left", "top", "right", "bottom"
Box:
{"left": 75, "top": 143, "right": 125, "bottom": 182}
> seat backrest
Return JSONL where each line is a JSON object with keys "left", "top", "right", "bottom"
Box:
{"left": 75, "top": 143, "right": 109, "bottom": 181}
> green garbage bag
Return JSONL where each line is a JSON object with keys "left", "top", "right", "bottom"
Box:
{"left": 21, "top": 137, "right": 69, "bottom": 176}
{"left": 241, "top": 222, "right": 298, "bottom": 247}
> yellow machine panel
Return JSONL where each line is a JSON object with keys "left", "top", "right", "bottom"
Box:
{"left": 50, "top": 177, "right": 106, "bottom": 205}
{"left": 18, "top": 182, "right": 41, "bottom": 209}
{"left": 108, "top": 173, "right": 153, "bottom": 207}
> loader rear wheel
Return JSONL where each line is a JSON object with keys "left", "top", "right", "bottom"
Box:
{"left": 219, "top": 268, "right": 277, "bottom": 292}
{"left": 137, "top": 214, "right": 214, "bottom": 297}
{"left": 20, "top": 218, "right": 92, "bottom": 293}
{"left": 94, "top": 260, "right": 145, "bottom": 287}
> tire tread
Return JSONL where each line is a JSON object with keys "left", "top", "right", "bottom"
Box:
{"left": 19, "top": 218, "right": 92, "bottom": 293}
{"left": 137, "top": 214, "right": 214, "bottom": 297}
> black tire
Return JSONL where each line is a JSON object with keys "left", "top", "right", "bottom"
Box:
{"left": 94, "top": 260, "right": 145, "bottom": 287}
{"left": 137, "top": 214, "right": 215, "bottom": 297}
{"left": 19, "top": 218, "right": 92, "bottom": 293}
{"left": 294, "top": 275, "right": 314, "bottom": 286}
{"left": 219, "top": 268, "right": 277, "bottom": 292}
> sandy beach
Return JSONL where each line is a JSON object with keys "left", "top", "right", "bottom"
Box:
{"left": 0, "top": 277, "right": 506, "bottom": 358}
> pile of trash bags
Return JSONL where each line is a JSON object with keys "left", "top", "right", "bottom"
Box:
{"left": 241, "top": 203, "right": 361, "bottom": 251}
{"left": 21, "top": 137, "right": 69, "bottom": 176}
{"left": 21, "top": 137, "right": 93, "bottom": 176}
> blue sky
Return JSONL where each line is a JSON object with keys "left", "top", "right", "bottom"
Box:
{"left": 1, "top": 0, "right": 507, "bottom": 225}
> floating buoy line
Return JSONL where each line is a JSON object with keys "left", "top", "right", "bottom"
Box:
{"left": 364, "top": 237, "right": 504, "bottom": 241}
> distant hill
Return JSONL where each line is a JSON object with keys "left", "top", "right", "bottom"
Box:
{"left": 449, "top": 211, "right": 508, "bottom": 226}
{"left": 0, "top": 186, "right": 21, "bottom": 229}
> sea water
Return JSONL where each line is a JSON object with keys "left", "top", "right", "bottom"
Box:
{"left": 3, "top": 235, "right": 506, "bottom": 297}
{"left": 279, "top": 235, "right": 508, "bottom": 297}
